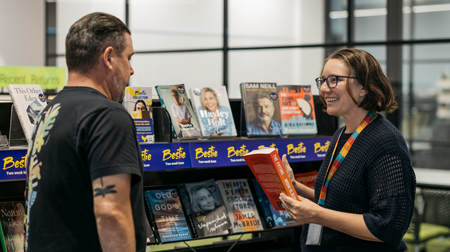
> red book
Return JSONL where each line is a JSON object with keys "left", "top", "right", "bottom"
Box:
{"left": 243, "top": 148, "right": 299, "bottom": 210}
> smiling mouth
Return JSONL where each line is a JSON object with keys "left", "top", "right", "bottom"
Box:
{"left": 326, "top": 98, "right": 339, "bottom": 102}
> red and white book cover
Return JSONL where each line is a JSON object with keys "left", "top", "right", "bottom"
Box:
{"left": 243, "top": 148, "right": 299, "bottom": 210}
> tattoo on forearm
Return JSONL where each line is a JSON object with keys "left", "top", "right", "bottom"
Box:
{"left": 94, "top": 177, "right": 117, "bottom": 198}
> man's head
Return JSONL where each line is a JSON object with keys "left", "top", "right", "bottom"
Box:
{"left": 65, "top": 12, "right": 134, "bottom": 101}
{"left": 66, "top": 12, "right": 131, "bottom": 75}
{"left": 252, "top": 92, "right": 275, "bottom": 123}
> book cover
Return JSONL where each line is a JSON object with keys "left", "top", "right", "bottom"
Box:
{"left": 294, "top": 170, "right": 318, "bottom": 188}
{"left": 7, "top": 85, "right": 47, "bottom": 143}
{"left": 243, "top": 148, "right": 299, "bottom": 211}
{"left": 123, "top": 87, "right": 154, "bottom": 143}
{"left": 278, "top": 85, "right": 317, "bottom": 135}
{"left": 216, "top": 179, "right": 264, "bottom": 233}
{"left": 155, "top": 84, "right": 202, "bottom": 140}
{"left": 144, "top": 189, "right": 191, "bottom": 243}
{"left": 240, "top": 82, "right": 282, "bottom": 136}
{"left": 178, "top": 179, "right": 232, "bottom": 238}
{"left": 252, "top": 179, "right": 297, "bottom": 228}
{"left": 189, "top": 87, "right": 237, "bottom": 137}
{"left": 0, "top": 201, "right": 25, "bottom": 252}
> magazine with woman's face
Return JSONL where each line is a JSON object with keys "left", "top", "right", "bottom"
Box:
{"left": 189, "top": 86, "right": 237, "bottom": 137}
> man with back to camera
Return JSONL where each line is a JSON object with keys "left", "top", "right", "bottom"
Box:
{"left": 25, "top": 12, "right": 146, "bottom": 252}
{"left": 246, "top": 92, "right": 282, "bottom": 135}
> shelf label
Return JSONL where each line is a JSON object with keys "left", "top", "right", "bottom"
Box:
{"left": 0, "top": 149, "right": 27, "bottom": 180}
{"left": 189, "top": 137, "right": 332, "bottom": 168}
{"left": 0, "top": 137, "right": 331, "bottom": 181}
{"left": 140, "top": 142, "right": 191, "bottom": 171}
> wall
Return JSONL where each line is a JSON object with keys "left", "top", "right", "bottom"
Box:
{"left": 0, "top": 0, "right": 45, "bottom": 67}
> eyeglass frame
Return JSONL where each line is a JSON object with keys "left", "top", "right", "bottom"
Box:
{"left": 315, "top": 75, "right": 357, "bottom": 90}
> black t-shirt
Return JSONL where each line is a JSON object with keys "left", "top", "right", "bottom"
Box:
{"left": 25, "top": 87, "right": 146, "bottom": 252}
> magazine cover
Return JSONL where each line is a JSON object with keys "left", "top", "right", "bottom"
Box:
{"left": 252, "top": 179, "right": 297, "bottom": 229}
{"left": 7, "top": 84, "right": 47, "bottom": 143}
{"left": 123, "top": 87, "right": 154, "bottom": 143}
{"left": 278, "top": 85, "right": 317, "bottom": 135}
{"left": 189, "top": 86, "right": 237, "bottom": 137}
{"left": 240, "top": 82, "right": 282, "bottom": 136}
{"left": 178, "top": 179, "right": 232, "bottom": 238}
{"left": 216, "top": 179, "right": 264, "bottom": 233}
{"left": 155, "top": 84, "right": 202, "bottom": 140}
{"left": 144, "top": 189, "right": 191, "bottom": 243}
{"left": 0, "top": 201, "right": 25, "bottom": 252}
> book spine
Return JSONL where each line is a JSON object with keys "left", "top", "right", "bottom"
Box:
{"left": 252, "top": 179, "right": 274, "bottom": 229}
{"left": 178, "top": 184, "right": 198, "bottom": 238}
{"left": 270, "top": 151, "right": 299, "bottom": 202}
{"left": 144, "top": 193, "right": 160, "bottom": 244}
{"left": 155, "top": 86, "right": 178, "bottom": 140}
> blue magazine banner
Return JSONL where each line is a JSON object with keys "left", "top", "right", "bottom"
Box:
{"left": 189, "top": 137, "right": 332, "bottom": 168}
{"left": 0, "top": 149, "right": 27, "bottom": 181}
{"left": 140, "top": 142, "right": 191, "bottom": 171}
{"left": 0, "top": 137, "right": 330, "bottom": 181}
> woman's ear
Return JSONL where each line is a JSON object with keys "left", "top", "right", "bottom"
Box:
{"left": 360, "top": 86, "right": 368, "bottom": 97}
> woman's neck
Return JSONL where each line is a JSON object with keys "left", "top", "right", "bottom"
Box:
{"left": 342, "top": 109, "right": 370, "bottom": 133}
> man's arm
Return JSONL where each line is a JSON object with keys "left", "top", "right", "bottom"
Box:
{"left": 93, "top": 173, "right": 135, "bottom": 252}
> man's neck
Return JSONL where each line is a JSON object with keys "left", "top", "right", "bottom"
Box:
{"left": 259, "top": 119, "right": 271, "bottom": 134}
{"left": 66, "top": 71, "right": 112, "bottom": 100}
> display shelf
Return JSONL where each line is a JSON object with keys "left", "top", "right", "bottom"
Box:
{"left": 0, "top": 95, "right": 337, "bottom": 251}
{"left": 0, "top": 136, "right": 332, "bottom": 182}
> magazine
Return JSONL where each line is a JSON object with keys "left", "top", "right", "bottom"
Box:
{"left": 189, "top": 86, "right": 237, "bottom": 137}
{"left": 0, "top": 201, "right": 25, "bottom": 252}
{"left": 178, "top": 179, "right": 232, "bottom": 238}
{"left": 144, "top": 189, "right": 191, "bottom": 243}
{"left": 7, "top": 85, "right": 47, "bottom": 143}
{"left": 278, "top": 85, "right": 317, "bottom": 135}
{"left": 240, "top": 82, "right": 282, "bottom": 136}
{"left": 155, "top": 84, "right": 202, "bottom": 140}
{"left": 123, "top": 87, "right": 154, "bottom": 143}
{"left": 216, "top": 179, "right": 264, "bottom": 233}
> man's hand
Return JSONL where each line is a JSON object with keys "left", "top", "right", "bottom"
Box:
{"left": 93, "top": 173, "right": 135, "bottom": 252}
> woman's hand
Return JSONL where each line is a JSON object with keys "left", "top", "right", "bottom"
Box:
{"left": 282, "top": 154, "right": 297, "bottom": 186}
{"left": 279, "top": 193, "right": 320, "bottom": 225}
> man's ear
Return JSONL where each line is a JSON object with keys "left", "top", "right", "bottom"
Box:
{"left": 101, "top": 46, "right": 115, "bottom": 70}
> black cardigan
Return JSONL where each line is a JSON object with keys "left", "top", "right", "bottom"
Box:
{"left": 301, "top": 114, "right": 416, "bottom": 252}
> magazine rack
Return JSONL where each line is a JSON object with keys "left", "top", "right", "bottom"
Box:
{"left": 152, "top": 107, "right": 172, "bottom": 143}
{"left": 9, "top": 105, "right": 27, "bottom": 147}
{"left": 0, "top": 96, "right": 338, "bottom": 252}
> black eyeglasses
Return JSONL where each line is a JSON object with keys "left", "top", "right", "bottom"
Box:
{"left": 315, "top": 75, "right": 357, "bottom": 89}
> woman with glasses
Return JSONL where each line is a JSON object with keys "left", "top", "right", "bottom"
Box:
{"left": 280, "top": 48, "right": 416, "bottom": 252}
